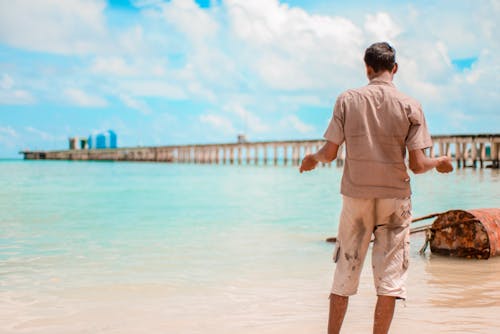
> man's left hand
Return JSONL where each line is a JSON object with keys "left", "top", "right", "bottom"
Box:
{"left": 300, "top": 154, "right": 318, "bottom": 173}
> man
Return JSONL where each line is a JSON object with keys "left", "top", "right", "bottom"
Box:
{"left": 299, "top": 42, "right": 453, "bottom": 334}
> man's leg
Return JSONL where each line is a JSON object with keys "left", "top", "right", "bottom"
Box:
{"left": 371, "top": 197, "right": 412, "bottom": 334}
{"left": 329, "top": 196, "right": 376, "bottom": 333}
{"left": 373, "top": 295, "right": 395, "bottom": 334}
{"left": 328, "top": 294, "right": 348, "bottom": 334}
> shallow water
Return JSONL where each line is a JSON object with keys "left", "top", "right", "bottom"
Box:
{"left": 0, "top": 160, "right": 499, "bottom": 333}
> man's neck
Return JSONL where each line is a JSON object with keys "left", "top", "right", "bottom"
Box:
{"left": 369, "top": 71, "right": 393, "bottom": 82}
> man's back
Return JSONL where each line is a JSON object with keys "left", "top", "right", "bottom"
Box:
{"left": 299, "top": 42, "right": 453, "bottom": 334}
{"left": 324, "top": 77, "right": 432, "bottom": 199}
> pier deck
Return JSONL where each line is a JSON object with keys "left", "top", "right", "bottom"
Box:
{"left": 20, "top": 134, "right": 500, "bottom": 168}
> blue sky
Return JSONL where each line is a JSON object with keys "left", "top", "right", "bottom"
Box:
{"left": 0, "top": 0, "right": 498, "bottom": 158}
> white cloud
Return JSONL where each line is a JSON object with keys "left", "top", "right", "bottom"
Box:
{"left": 0, "top": 126, "right": 19, "bottom": 148}
{"left": 156, "top": 0, "right": 219, "bottom": 42}
{"left": 0, "top": 74, "right": 14, "bottom": 89}
{"left": 0, "top": 126, "right": 18, "bottom": 138}
{"left": 0, "top": 0, "right": 498, "bottom": 147}
{"left": 25, "top": 126, "right": 56, "bottom": 141}
{"left": 0, "top": 0, "right": 108, "bottom": 55}
{"left": 224, "top": 103, "right": 269, "bottom": 133}
{"left": 364, "top": 12, "right": 401, "bottom": 42}
{"left": 64, "top": 88, "right": 108, "bottom": 107}
{"left": 91, "top": 57, "right": 137, "bottom": 76}
{"left": 117, "top": 80, "right": 186, "bottom": 99}
{"left": 119, "top": 94, "right": 151, "bottom": 115}
{"left": 0, "top": 74, "right": 35, "bottom": 105}
{"left": 279, "top": 115, "right": 315, "bottom": 134}
{"left": 276, "top": 94, "right": 323, "bottom": 107}
{"left": 226, "top": 0, "right": 365, "bottom": 91}
{"left": 187, "top": 81, "right": 216, "bottom": 101}
{"left": 199, "top": 114, "right": 235, "bottom": 134}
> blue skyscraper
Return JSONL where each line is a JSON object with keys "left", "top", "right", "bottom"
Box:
{"left": 87, "top": 130, "right": 118, "bottom": 149}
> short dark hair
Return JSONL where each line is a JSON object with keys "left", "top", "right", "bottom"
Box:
{"left": 364, "top": 42, "right": 396, "bottom": 72}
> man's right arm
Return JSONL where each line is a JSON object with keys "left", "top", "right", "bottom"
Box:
{"left": 408, "top": 149, "right": 453, "bottom": 174}
{"left": 299, "top": 141, "right": 339, "bottom": 173}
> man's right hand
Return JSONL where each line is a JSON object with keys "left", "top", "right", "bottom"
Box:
{"left": 436, "top": 156, "right": 453, "bottom": 173}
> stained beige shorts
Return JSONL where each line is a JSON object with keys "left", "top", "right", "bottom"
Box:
{"left": 331, "top": 196, "right": 411, "bottom": 299}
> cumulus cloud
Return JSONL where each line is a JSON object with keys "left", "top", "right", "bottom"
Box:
{"left": 279, "top": 115, "right": 315, "bottom": 134}
{"left": 199, "top": 114, "right": 235, "bottom": 134}
{"left": 224, "top": 103, "right": 269, "bottom": 134}
{"left": 0, "top": 0, "right": 498, "bottom": 154}
{"left": 64, "top": 88, "right": 108, "bottom": 107}
{"left": 226, "top": 0, "right": 365, "bottom": 91}
{"left": 91, "top": 57, "right": 137, "bottom": 76}
{"left": 0, "top": 74, "right": 35, "bottom": 105}
{"left": 0, "top": 126, "right": 19, "bottom": 149}
{"left": 0, "top": 74, "right": 14, "bottom": 90}
{"left": 25, "top": 126, "right": 55, "bottom": 141}
{"left": 119, "top": 94, "right": 151, "bottom": 115}
{"left": 117, "top": 80, "right": 186, "bottom": 99}
{"left": 0, "top": 126, "right": 18, "bottom": 138}
{"left": 156, "top": 0, "right": 219, "bottom": 42}
{"left": 364, "top": 12, "right": 401, "bottom": 42}
{"left": 0, "top": 0, "right": 108, "bottom": 55}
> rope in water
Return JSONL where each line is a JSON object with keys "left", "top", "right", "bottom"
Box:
{"left": 325, "top": 212, "right": 443, "bottom": 243}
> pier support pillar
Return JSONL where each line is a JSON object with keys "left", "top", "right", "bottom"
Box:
{"left": 283, "top": 145, "right": 289, "bottom": 166}
{"left": 470, "top": 141, "right": 478, "bottom": 168}
{"left": 263, "top": 145, "right": 268, "bottom": 165}
{"left": 492, "top": 142, "right": 500, "bottom": 168}
{"left": 455, "top": 141, "right": 462, "bottom": 168}
{"left": 274, "top": 145, "right": 278, "bottom": 166}
{"left": 230, "top": 147, "right": 235, "bottom": 165}
{"left": 291, "top": 144, "right": 298, "bottom": 166}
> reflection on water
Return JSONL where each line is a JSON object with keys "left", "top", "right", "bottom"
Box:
{"left": 424, "top": 255, "right": 500, "bottom": 308}
{"left": 385, "top": 233, "right": 500, "bottom": 334}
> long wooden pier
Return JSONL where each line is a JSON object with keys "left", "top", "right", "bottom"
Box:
{"left": 20, "top": 134, "right": 500, "bottom": 168}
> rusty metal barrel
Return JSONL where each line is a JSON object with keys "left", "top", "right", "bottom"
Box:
{"left": 428, "top": 208, "right": 500, "bottom": 259}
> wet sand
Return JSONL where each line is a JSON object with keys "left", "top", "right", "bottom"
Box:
{"left": 2, "top": 234, "right": 500, "bottom": 334}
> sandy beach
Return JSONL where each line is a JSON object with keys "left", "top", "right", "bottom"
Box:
{"left": 2, "top": 233, "right": 500, "bottom": 334}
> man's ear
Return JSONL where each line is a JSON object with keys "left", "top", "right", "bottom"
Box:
{"left": 392, "top": 63, "right": 398, "bottom": 75}
{"left": 366, "top": 65, "right": 374, "bottom": 78}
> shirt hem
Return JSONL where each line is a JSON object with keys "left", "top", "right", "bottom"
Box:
{"left": 340, "top": 188, "right": 412, "bottom": 199}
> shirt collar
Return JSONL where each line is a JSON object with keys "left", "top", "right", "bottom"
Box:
{"left": 369, "top": 77, "right": 395, "bottom": 87}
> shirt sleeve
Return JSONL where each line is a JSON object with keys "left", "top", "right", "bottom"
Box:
{"left": 405, "top": 103, "right": 433, "bottom": 151}
{"left": 323, "top": 94, "right": 346, "bottom": 145}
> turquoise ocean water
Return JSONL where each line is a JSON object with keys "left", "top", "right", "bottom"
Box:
{"left": 1, "top": 160, "right": 499, "bottom": 333}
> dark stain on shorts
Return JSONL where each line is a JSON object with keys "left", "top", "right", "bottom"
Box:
{"left": 389, "top": 213, "right": 399, "bottom": 226}
{"left": 355, "top": 218, "right": 366, "bottom": 247}
{"left": 373, "top": 199, "right": 378, "bottom": 226}
{"left": 344, "top": 250, "right": 359, "bottom": 262}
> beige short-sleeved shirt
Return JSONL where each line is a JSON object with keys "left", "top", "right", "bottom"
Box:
{"left": 324, "top": 77, "right": 432, "bottom": 198}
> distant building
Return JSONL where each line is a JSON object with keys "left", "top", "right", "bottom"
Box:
{"left": 69, "top": 137, "right": 78, "bottom": 150}
{"left": 88, "top": 130, "right": 117, "bottom": 149}
{"left": 237, "top": 134, "right": 247, "bottom": 143}
{"left": 95, "top": 133, "right": 106, "bottom": 149}
{"left": 68, "top": 137, "right": 88, "bottom": 150}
